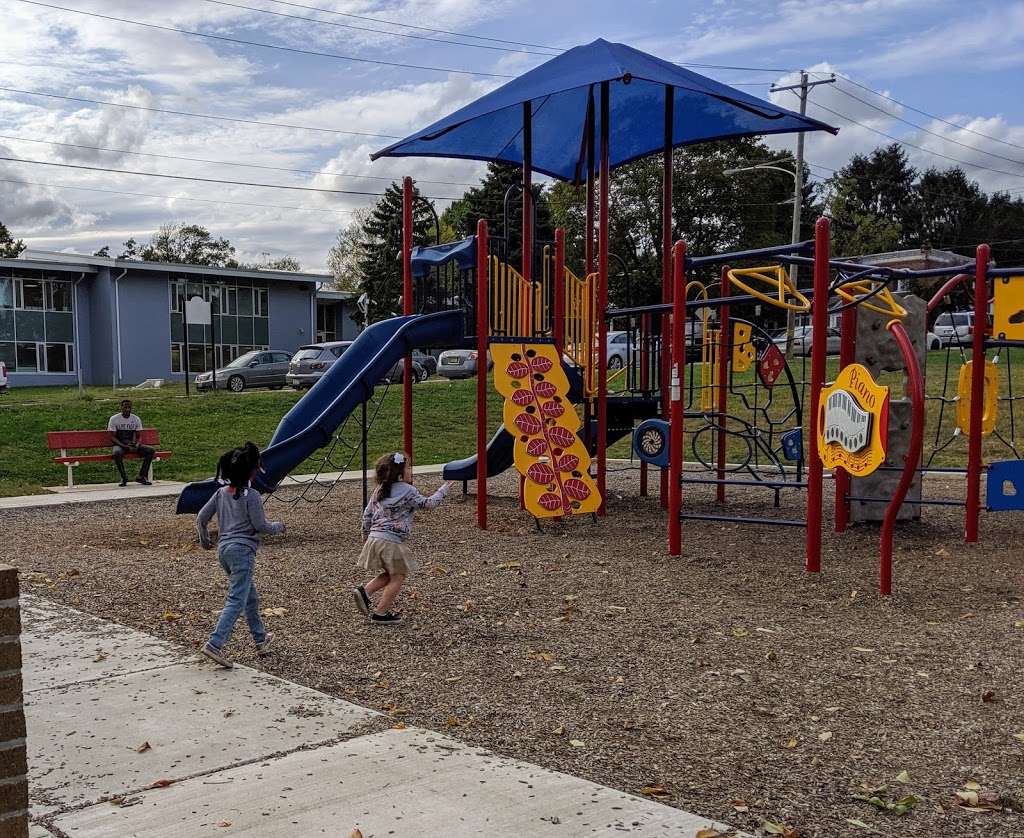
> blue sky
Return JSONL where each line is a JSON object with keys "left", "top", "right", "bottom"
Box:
{"left": 3, "top": 0, "right": 1024, "bottom": 271}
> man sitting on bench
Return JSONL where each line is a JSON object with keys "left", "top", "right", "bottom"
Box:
{"left": 108, "top": 399, "right": 155, "bottom": 487}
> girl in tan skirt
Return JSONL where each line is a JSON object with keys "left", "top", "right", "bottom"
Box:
{"left": 353, "top": 452, "right": 450, "bottom": 625}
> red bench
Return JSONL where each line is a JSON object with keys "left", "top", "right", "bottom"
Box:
{"left": 47, "top": 429, "right": 173, "bottom": 488}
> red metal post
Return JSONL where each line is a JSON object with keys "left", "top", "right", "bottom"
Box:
{"left": 553, "top": 228, "right": 565, "bottom": 353}
{"left": 965, "top": 244, "right": 989, "bottom": 542}
{"left": 596, "top": 81, "right": 610, "bottom": 516}
{"left": 476, "top": 220, "right": 489, "bottom": 530}
{"left": 660, "top": 84, "right": 674, "bottom": 510}
{"left": 402, "top": 176, "right": 414, "bottom": 460}
{"left": 805, "top": 217, "right": 830, "bottom": 573}
{"left": 834, "top": 305, "right": 858, "bottom": 532}
{"left": 668, "top": 241, "right": 686, "bottom": 556}
{"left": 880, "top": 320, "right": 924, "bottom": 596}
{"left": 716, "top": 265, "right": 730, "bottom": 504}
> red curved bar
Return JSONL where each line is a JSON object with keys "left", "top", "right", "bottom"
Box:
{"left": 880, "top": 320, "right": 924, "bottom": 596}
{"left": 926, "top": 273, "right": 970, "bottom": 314}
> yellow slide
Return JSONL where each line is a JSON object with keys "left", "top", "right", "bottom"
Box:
{"left": 490, "top": 343, "right": 601, "bottom": 518}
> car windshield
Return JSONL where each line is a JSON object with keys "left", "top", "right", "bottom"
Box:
{"left": 226, "top": 351, "right": 260, "bottom": 369}
{"left": 295, "top": 347, "right": 324, "bottom": 361}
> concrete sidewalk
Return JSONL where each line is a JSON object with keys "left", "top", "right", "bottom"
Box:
{"left": 24, "top": 597, "right": 736, "bottom": 838}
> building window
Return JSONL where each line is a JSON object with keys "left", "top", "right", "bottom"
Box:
{"left": 16, "top": 342, "right": 37, "bottom": 371}
{"left": 0, "top": 278, "right": 13, "bottom": 309}
{"left": 171, "top": 343, "right": 182, "bottom": 374}
{"left": 19, "top": 279, "right": 44, "bottom": 310}
{"left": 316, "top": 303, "right": 336, "bottom": 343}
{"left": 44, "top": 343, "right": 74, "bottom": 373}
{"left": 45, "top": 281, "right": 73, "bottom": 312}
{"left": 255, "top": 288, "right": 269, "bottom": 317}
{"left": 1, "top": 274, "right": 76, "bottom": 372}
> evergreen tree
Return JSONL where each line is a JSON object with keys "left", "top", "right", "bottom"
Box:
{"left": 357, "top": 182, "right": 436, "bottom": 323}
{"left": 0, "top": 222, "right": 25, "bottom": 259}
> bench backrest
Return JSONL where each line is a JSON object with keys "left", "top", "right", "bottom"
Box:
{"left": 47, "top": 428, "right": 162, "bottom": 451}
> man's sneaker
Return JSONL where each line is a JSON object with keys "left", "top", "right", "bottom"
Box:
{"left": 136, "top": 477, "right": 152, "bottom": 486}
{"left": 255, "top": 632, "right": 274, "bottom": 657}
{"left": 118, "top": 479, "right": 128, "bottom": 487}
{"left": 370, "top": 612, "right": 402, "bottom": 626}
{"left": 352, "top": 586, "right": 371, "bottom": 617}
{"left": 199, "top": 642, "right": 233, "bottom": 668}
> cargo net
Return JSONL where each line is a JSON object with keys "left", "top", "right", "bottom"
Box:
{"left": 265, "top": 378, "right": 393, "bottom": 507}
{"left": 926, "top": 295, "right": 1024, "bottom": 467}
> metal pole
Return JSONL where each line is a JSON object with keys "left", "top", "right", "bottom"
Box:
{"left": 476, "top": 220, "right": 489, "bottom": 530}
{"left": 596, "top": 81, "right": 610, "bottom": 515}
{"left": 805, "top": 217, "right": 830, "bottom": 573}
{"left": 522, "top": 102, "right": 533, "bottom": 291}
{"left": 965, "top": 244, "right": 989, "bottom": 542}
{"left": 660, "top": 84, "right": 674, "bottom": 510}
{"left": 402, "top": 176, "right": 413, "bottom": 458}
{"left": 668, "top": 240, "right": 686, "bottom": 555}
{"left": 361, "top": 398, "right": 368, "bottom": 510}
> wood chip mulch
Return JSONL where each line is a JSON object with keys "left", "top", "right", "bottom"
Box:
{"left": 4, "top": 470, "right": 1024, "bottom": 837}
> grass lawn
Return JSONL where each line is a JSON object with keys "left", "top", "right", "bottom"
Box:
{"left": 0, "top": 378, "right": 504, "bottom": 497}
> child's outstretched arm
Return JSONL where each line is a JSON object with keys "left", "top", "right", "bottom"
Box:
{"left": 196, "top": 491, "right": 218, "bottom": 549}
{"left": 246, "top": 490, "right": 285, "bottom": 535}
{"left": 410, "top": 481, "right": 451, "bottom": 510}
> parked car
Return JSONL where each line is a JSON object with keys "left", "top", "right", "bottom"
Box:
{"left": 606, "top": 330, "right": 638, "bottom": 370}
{"left": 381, "top": 358, "right": 426, "bottom": 384}
{"left": 772, "top": 325, "right": 841, "bottom": 356}
{"left": 196, "top": 349, "right": 292, "bottom": 393}
{"left": 437, "top": 348, "right": 492, "bottom": 379}
{"left": 932, "top": 311, "right": 975, "bottom": 346}
{"left": 412, "top": 349, "right": 437, "bottom": 378}
{"left": 287, "top": 341, "right": 353, "bottom": 389}
{"left": 927, "top": 330, "right": 942, "bottom": 350}
{"left": 0, "top": 360, "right": 7, "bottom": 394}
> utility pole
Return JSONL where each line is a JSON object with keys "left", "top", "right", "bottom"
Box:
{"left": 770, "top": 71, "right": 835, "bottom": 356}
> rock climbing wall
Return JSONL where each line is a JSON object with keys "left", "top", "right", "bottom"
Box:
{"left": 850, "top": 293, "right": 927, "bottom": 523}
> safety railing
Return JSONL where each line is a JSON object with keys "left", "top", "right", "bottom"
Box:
{"left": 489, "top": 256, "right": 534, "bottom": 338}
{"left": 563, "top": 266, "right": 598, "bottom": 397}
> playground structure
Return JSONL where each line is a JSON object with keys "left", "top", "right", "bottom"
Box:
{"left": 176, "top": 37, "right": 1024, "bottom": 597}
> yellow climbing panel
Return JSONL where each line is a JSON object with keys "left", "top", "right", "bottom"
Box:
{"left": 491, "top": 342, "right": 601, "bottom": 518}
{"left": 993, "top": 275, "right": 1024, "bottom": 341}
{"left": 563, "top": 267, "right": 598, "bottom": 397}
{"left": 957, "top": 360, "right": 998, "bottom": 436}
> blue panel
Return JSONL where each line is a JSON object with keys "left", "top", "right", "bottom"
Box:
{"left": 411, "top": 237, "right": 476, "bottom": 278}
{"left": 782, "top": 428, "right": 803, "bottom": 462}
{"left": 633, "top": 418, "right": 669, "bottom": 468}
{"left": 987, "top": 460, "right": 1024, "bottom": 511}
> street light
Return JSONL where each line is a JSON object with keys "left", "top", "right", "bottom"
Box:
{"left": 724, "top": 157, "right": 801, "bottom": 356}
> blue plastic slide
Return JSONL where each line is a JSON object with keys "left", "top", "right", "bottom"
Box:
{"left": 176, "top": 310, "right": 464, "bottom": 514}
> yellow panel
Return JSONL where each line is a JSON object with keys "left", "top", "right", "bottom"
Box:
{"left": 817, "top": 364, "right": 890, "bottom": 477}
{"left": 491, "top": 342, "right": 601, "bottom": 518}
{"left": 732, "top": 322, "right": 755, "bottom": 373}
{"left": 700, "top": 329, "right": 718, "bottom": 412}
{"left": 956, "top": 360, "right": 998, "bottom": 436}
{"left": 993, "top": 275, "right": 1024, "bottom": 341}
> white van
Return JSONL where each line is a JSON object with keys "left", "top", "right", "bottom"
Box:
{"left": 932, "top": 311, "right": 975, "bottom": 346}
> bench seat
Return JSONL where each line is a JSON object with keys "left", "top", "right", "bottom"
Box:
{"left": 47, "top": 428, "right": 172, "bottom": 487}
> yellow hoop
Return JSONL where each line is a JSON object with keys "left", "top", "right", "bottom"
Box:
{"left": 727, "top": 265, "right": 810, "bottom": 313}
{"left": 836, "top": 279, "right": 907, "bottom": 319}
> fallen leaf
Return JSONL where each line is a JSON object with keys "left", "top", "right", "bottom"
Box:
{"left": 965, "top": 781, "right": 982, "bottom": 791}
{"left": 161, "top": 609, "right": 180, "bottom": 622}
{"left": 696, "top": 829, "right": 722, "bottom": 838}
{"left": 549, "top": 664, "right": 567, "bottom": 672}
{"left": 496, "top": 561, "right": 521, "bottom": 570}
{"left": 350, "top": 830, "right": 364, "bottom": 838}
{"left": 818, "top": 731, "right": 833, "bottom": 742}
{"left": 261, "top": 607, "right": 287, "bottom": 617}
{"left": 552, "top": 724, "right": 565, "bottom": 736}
{"left": 852, "top": 647, "right": 875, "bottom": 653}
{"left": 135, "top": 741, "right": 151, "bottom": 753}
{"left": 148, "top": 779, "right": 175, "bottom": 789}
{"left": 1013, "top": 732, "right": 1024, "bottom": 743}
{"left": 982, "top": 690, "right": 996, "bottom": 703}
{"left": 93, "top": 651, "right": 108, "bottom": 663}
{"left": 216, "top": 822, "right": 231, "bottom": 828}
{"left": 895, "top": 770, "right": 911, "bottom": 784}
{"left": 731, "top": 627, "right": 749, "bottom": 638}
{"left": 1015, "top": 620, "right": 1024, "bottom": 629}
{"left": 732, "top": 799, "right": 749, "bottom": 813}
{"left": 784, "top": 738, "right": 798, "bottom": 749}
{"left": 569, "top": 739, "right": 585, "bottom": 748}
{"left": 639, "top": 784, "right": 670, "bottom": 799}
{"left": 392, "top": 721, "right": 406, "bottom": 730}
{"left": 845, "top": 819, "right": 873, "bottom": 830}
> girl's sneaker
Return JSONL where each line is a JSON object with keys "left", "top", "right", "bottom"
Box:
{"left": 199, "top": 642, "right": 233, "bottom": 668}
{"left": 352, "top": 586, "right": 371, "bottom": 617}
{"left": 370, "top": 611, "right": 402, "bottom": 626}
{"left": 256, "top": 632, "right": 274, "bottom": 656}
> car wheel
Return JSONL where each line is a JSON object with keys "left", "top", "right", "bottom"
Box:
{"left": 269, "top": 384, "right": 283, "bottom": 391}
{"left": 228, "top": 375, "right": 245, "bottom": 393}
{"left": 608, "top": 355, "right": 624, "bottom": 371}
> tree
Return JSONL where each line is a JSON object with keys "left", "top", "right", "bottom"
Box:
{"left": 826, "top": 176, "right": 902, "bottom": 256}
{"left": 136, "top": 223, "right": 238, "bottom": 267}
{"left": 358, "top": 182, "right": 436, "bottom": 323}
{"left": 241, "top": 252, "right": 301, "bottom": 271}
{"left": 326, "top": 210, "right": 369, "bottom": 292}
{"left": 93, "top": 245, "right": 111, "bottom": 257}
{"left": 0, "top": 222, "right": 25, "bottom": 258}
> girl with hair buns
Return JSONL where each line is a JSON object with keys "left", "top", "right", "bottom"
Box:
{"left": 353, "top": 452, "right": 450, "bottom": 625}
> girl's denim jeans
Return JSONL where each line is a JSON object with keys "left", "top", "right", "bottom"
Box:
{"left": 209, "top": 543, "right": 267, "bottom": 650}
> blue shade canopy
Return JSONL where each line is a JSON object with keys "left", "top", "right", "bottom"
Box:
{"left": 411, "top": 236, "right": 476, "bottom": 278}
{"left": 372, "top": 38, "right": 837, "bottom": 183}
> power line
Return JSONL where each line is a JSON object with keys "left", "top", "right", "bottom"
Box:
{"left": 0, "top": 155, "right": 465, "bottom": 201}
{"left": 0, "top": 175, "right": 362, "bottom": 216}
{"left": 829, "top": 82, "right": 1024, "bottom": 169}
{"left": 822, "top": 72, "right": 1024, "bottom": 156}
{"left": 18, "top": 0, "right": 512, "bottom": 79}
{"left": 202, "top": 0, "right": 557, "bottom": 56}
{"left": 260, "top": 0, "right": 561, "bottom": 51}
{"left": 0, "top": 86, "right": 400, "bottom": 138}
{"left": 0, "top": 133, "right": 480, "bottom": 188}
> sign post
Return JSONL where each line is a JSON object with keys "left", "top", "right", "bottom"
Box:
{"left": 184, "top": 295, "right": 212, "bottom": 399}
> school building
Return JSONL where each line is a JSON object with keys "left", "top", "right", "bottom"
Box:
{"left": 0, "top": 250, "right": 360, "bottom": 387}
